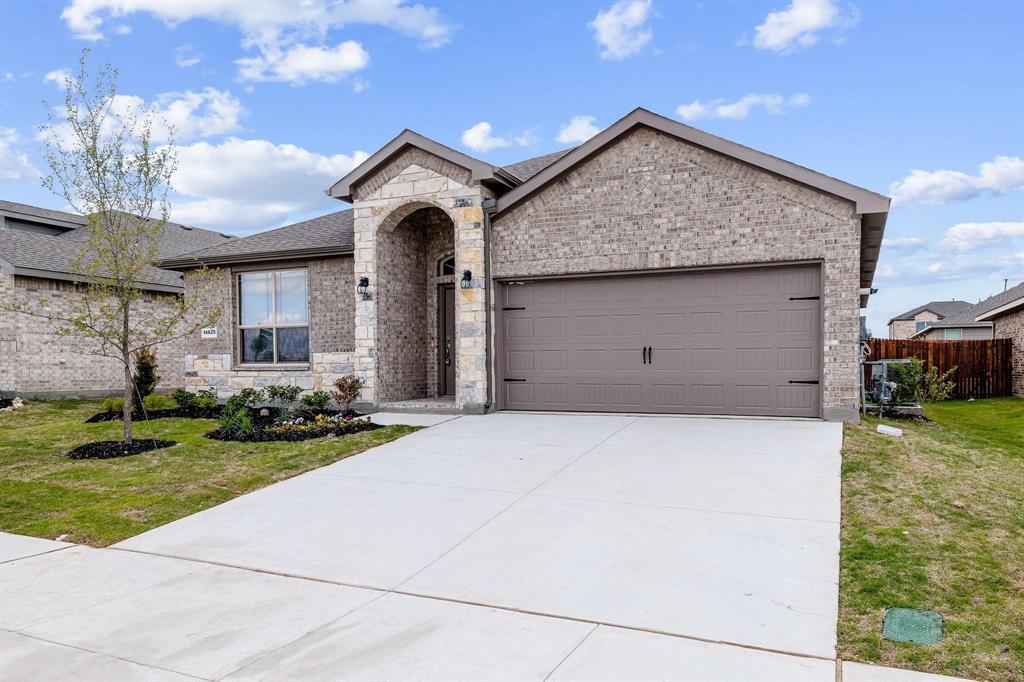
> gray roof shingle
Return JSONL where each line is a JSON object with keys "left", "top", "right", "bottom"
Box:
{"left": 907, "top": 283, "right": 1024, "bottom": 332}
{"left": 0, "top": 202, "right": 234, "bottom": 291}
{"left": 502, "top": 148, "right": 576, "bottom": 182}
{"left": 889, "top": 300, "right": 973, "bottom": 324}
{"left": 162, "top": 209, "right": 354, "bottom": 268}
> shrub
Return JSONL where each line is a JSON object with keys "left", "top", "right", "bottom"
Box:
{"left": 194, "top": 388, "right": 218, "bottom": 409}
{"left": 132, "top": 347, "right": 160, "bottom": 398}
{"left": 142, "top": 394, "right": 176, "bottom": 410}
{"left": 171, "top": 389, "right": 197, "bottom": 409}
{"left": 101, "top": 397, "right": 125, "bottom": 413}
{"left": 888, "top": 358, "right": 924, "bottom": 404}
{"left": 300, "top": 391, "right": 333, "bottom": 410}
{"left": 217, "top": 388, "right": 263, "bottom": 436}
{"left": 265, "top": 385, "right": 302, "bottom": 418}
{"left": 922, "top": 365, "right": 957, "bottom": 402}
{"left": 330, "top": 375, "right": 363, "bottom": 411}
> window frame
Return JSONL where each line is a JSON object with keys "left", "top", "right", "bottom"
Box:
{"left": 236, "top": 267, "right": 310, "bottom": 365}
{"left": 914, "top": 320, "right": 931, "bottom": 332}
{"left": 943, "top": 328, "right": 963, "bottom": 340}
{"left": 438, "top": 255, "right": 456, "bottom": 276}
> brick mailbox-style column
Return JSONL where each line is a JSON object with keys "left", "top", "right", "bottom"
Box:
{"left": 351, "top": 156, "right": 493, "bottom": 413}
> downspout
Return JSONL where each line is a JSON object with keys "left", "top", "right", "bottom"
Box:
{"left": 482, "top": 197, "right": 497, "bottom": 411}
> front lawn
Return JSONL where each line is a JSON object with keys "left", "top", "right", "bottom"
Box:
{"left": 839, "top": 397, "right": 1023, "bottom": 681}
{"left": 0, "top": 399, "right": 419, "bottom": 546}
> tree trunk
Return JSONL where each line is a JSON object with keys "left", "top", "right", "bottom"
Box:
{"left": 122, "top": 312, "right": 133, "bottom": 443}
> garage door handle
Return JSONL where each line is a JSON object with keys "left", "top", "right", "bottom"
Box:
{"left": 642, "top": 346, "right": 648, "bottom": 364}
{"left": 788, "top": 380, "right": 819, "bottom": 384}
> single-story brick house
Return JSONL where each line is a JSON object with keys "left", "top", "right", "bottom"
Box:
{"left": 974, "top": 282, "right": 1024, "bottom": 397}
{"left": 887, "top": 300, "right": 978, "bottom": 339}
{"left": 0, "top": 200, "right": 232, "bottom": 398}
{"left": 162, "top": 108, "right": 891, "bottom": 421}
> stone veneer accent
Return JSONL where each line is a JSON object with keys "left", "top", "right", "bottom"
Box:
{"left": 993, "top": 308, "right": 1024, "bottom": 397}
{"left": 491, "top": 127, "right": 863, "bottom": 421}
{"left": 181, "top": 256, "right": 356, "bottom": 399}
{"left": 0, "top": 272, "right": 185, "bottom": 397}
{"left": 351, "top": 151, "right": 492, "bottom": 411}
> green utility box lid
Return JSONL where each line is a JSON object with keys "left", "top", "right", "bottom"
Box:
{"left": 882, "top": 607, "right": 944, "bottom": 645}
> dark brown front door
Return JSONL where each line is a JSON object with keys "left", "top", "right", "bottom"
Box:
{"left": 498, "top": 264, "right": 822, "bottom": 417}
{"left": 439, "top": 285, "right": 456, "bottom": 396}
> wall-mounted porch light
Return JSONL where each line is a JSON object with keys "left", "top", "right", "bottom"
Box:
{"left": 460, "top": 270, "right": 473, "bottom": 289}
{"left": 357, "top": 276, "right": 370, "bottom": 299}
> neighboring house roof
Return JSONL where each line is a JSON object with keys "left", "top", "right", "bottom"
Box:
{"left": 906, "top": 284, "right": 1024, "bottom": 337}
{"left": 975, "top": 281, "right": 1024, "bottom": 321}
{"left": 0, "top": 226, "right": 183, "bottom": 291}
{"left": 0, "top": 201, "right": 234, "bottom": 292}
{"left": 888, "top": 300, "right": 973, "bottom": 325}
{"left": 161, "top": 209, "right": 355, "bottom": 269}
{"left": 0, "top": 199, "right": 87, "bottom": 231}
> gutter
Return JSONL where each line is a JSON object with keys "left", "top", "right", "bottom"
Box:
{"left": 160, "top": 246, "right": 354, "bottom": 270}
{"left": 482, "top": 196, "right": 496, "bottom": 412}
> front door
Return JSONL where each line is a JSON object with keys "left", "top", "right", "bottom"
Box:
{"left": 439, "top": 285, "right": 456, "bottom": 396}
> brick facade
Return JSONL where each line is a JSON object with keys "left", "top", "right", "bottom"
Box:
{"left": 1, "top": 273, "right": 185, "bottom": 397}
{"left": 491, "top": 127, "right": 862, "bottom": 420}
{"left": 175, "top": 126, "right": 873, "bottom": 420}
{"left": 180, "top": 256, "right": 355, "bottom": 398}
{"left": 993, "top": 308, "right": 1024, "bottom": 397}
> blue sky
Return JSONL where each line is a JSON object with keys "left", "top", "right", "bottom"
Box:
{"left": 1, "top": 0, "right": 1021, "bottom": 333}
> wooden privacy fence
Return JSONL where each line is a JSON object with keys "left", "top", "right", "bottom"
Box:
{"left": 864, "top": 338, "right": 1014, "bottom": 399}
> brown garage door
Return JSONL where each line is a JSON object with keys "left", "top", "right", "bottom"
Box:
{"left": 498, "top": 264, "right": 822, "bottom": 417}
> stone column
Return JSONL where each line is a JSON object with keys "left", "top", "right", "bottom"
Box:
{"left": 352, "top": 205, "right": 378, "bottom": 405}
{"left": 453, "top": 200, "right": 488, "bottom": 412}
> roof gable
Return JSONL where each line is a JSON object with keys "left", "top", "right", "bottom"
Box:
{"left": 327, "top": 130, "right": 520, "bottom": 202}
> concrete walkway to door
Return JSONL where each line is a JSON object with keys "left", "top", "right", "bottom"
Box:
{"left": 2, "top": 413, "right": 847, "bottom": 680}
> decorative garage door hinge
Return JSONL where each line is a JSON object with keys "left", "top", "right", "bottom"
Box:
{"left": 788, "top": 380, "right": 820, "bottom": 384}
{"left": 788, "top": 296, "right": 820, "bottom": 300}
{"left": 503, "top": 378, "right": 527, "bottom": 382}
{"left": 502, "top": 306, "right": 526, "bottom": 311}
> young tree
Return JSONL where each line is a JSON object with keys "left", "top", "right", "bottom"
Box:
{"left": 9, "top": 50, "right": 215, "bottom": 443}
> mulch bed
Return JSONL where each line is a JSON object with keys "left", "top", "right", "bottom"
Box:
{"left": 205, "top": 413, "right": 380, "bottom": 442}
{"left": 67, "top": 439, "right": 178, "bottom": 460}
{"left": 85, "top": 406, "right": 223, "bottom": 423}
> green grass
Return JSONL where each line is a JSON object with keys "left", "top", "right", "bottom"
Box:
{"left": 0, "top": 399, "right": 420, "bottom": 546}
{"left": 839, "top": 397, "right": 1024, "bottom": 681}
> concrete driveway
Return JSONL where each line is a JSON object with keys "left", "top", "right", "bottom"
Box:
{"left": 2, "top": 413, "right": 844, "bottom": 681}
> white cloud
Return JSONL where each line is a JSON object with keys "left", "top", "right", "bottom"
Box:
{"left": 112, "top": 23, "right": 132, "bottom": 34}
{"left": 890, "top": 155, "right": 1024, "bottom": 206}
{"left": 3, "top": 72, "right": 12, "bottom": 81}
{"left": 42, "top": 86, "right": 245, "bottom": 146}
{"left": 677, "top": 93, "right": 810, "bottom": 121}
{"left": 556, "top": 115, "right": 601, "bottom": 144}
{"left": 43, "top": 68, "right": 72, "bottom": 89}
{"left": 175, "top": 44, "right": 203, "bottom": 68}
{"left": 60, "top": 0, "right": 452, "bottom": 84}
{"left": 937, "top": 222, "right": 1024, "bottom": 253}
{"left": 752, "top": 0, "right": 856, "bottom": 53}
{"left": 236, "top": 41, "right": 369, "bottom": 84}
{"left": 169, "top": 137, "right": 369, "bottom": 232}
{"left": 882, "top": 236, "right": 927, "bottom": 249}
{"left": 460, "top": 122, "right": 511, "bottom": 153}
{"left": 589, "top": 0, "right": 653, "bottom": 60}
{"left": 0, "top": 128, "right": 41, "bottom": 182}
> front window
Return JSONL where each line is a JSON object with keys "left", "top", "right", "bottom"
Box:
{"left": 944, "top": 328, "right": 963, "bottom": 340}
{"left": 915, "top": 320, "right": 931, "bottom": 332}
{"left": 238, "top": 269, "right": 309, "bottom": 364}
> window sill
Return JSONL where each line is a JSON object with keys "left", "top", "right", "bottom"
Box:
{"left": 231, "top": 364, "right": 311, "bottom": 372}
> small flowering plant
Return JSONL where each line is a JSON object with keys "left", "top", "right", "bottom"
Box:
{"left": 269, "top": 411, "right": 363, "bottom": 434}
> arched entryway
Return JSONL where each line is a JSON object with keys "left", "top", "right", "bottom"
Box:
{"left": 375, "top": 204, "right": 457, "bottom": 403}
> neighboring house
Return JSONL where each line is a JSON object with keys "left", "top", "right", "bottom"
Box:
{"left": 162, "top": 108, "right": 891, "bottom": 421}
{"left": 974, "top": 282, "right": 1024, "bottom": 397}
{"left": 887, "top": 300, "right": 974, "bottom": 339}
{"left": 0, "top": 200, "right": 232, "bottom": 398}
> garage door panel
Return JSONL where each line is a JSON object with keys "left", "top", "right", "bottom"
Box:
{"left": 499, "top": 265, "right": 821, "bottom": 417}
